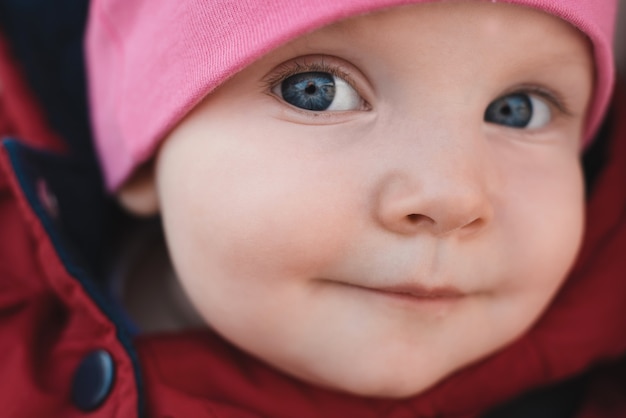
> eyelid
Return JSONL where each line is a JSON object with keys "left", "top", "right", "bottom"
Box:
{"left": 262, "top": 55, "right": 372, "bottom": 109}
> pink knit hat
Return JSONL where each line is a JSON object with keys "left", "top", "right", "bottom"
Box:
{"left": 85, "top": 0, "right": 617, "bottom": 191}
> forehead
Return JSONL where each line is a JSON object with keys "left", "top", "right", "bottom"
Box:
{"left": 284, "top": 2, "right": 591, "bottom": 68}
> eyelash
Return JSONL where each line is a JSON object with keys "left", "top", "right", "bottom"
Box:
{"left": 505, "top": 85, "right": 573, "bottom": 118}
{"left": 263, "top": 58, "right": 363, "bottom": 100}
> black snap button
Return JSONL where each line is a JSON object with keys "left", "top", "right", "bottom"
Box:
{"left": 71, "top": 349, "right": 115, "bottom": 411}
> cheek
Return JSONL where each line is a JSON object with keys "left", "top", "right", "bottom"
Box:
{"left": 523, "top": 161, "right": 583, "bottom": 273}
{"left": 492, "top": 150, "right": 584, "bottom": 327}
{"left": 155, "top": 124, "right": 362, "bottom": 318}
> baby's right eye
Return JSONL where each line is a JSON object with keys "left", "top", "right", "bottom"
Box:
{"left": 484, "top": 93, "right": 552, "bottom": 129}
{"left": 272, "top": 71, "right": 363, "bottom": 112}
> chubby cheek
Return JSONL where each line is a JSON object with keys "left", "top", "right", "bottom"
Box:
{"left": 491, "top": 147, "right": 585, "bottom": 333}
{"left": 155, "top": 122, "right": 361, "bottom": 329}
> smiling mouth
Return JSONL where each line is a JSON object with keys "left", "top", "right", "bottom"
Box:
{"left": 338, "top": 282, "right": 466, "bottom": 302}
{"left": 374, "top": 284, "right": 465, "bottom": 299}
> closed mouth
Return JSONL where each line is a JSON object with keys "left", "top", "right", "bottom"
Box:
{"left": 331, "top": 280, "right": 466, "bottom": 301}
{"left": 371, "top": 284, "right": 465, "bottom": 300}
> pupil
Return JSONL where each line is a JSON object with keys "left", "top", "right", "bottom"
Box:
{"left": 305, "top": 83, "right": 317, "bottom": 95}
{"left": 484, "top": 93, "right": 533, "bottom": 128}
{"left": 281, "top": 72, "right": 336, "bottom": 111}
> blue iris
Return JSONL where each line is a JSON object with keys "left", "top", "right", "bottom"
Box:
{"left": 281, "top": 72, "right": 336, "bottom": 111}
{"left": 484, "top": 94, "right": 533, "bottom": 128}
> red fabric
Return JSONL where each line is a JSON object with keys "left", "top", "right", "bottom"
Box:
{"left": 1, "top": 28, "right": 625, "bottom": 416}
{"left": 0, "top": 146, "right": 140, "bottom": 418}
{"left": 0, "top": 39, "right": 137, "bottom": 417}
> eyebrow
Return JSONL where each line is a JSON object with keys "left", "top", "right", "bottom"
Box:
{"left": 511, "top": 46, "right": 593, "bottom": 75}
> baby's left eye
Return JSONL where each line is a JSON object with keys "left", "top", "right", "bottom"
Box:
{"left": 273, "top": 71, "right": 362, "bottom": 111}
{"left": 484, "top": 93, "right": 551, "bottom": 129}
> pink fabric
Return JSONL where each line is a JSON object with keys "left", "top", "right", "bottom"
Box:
{"left": 85, "top": 0, "right": 617, "bottom": 191}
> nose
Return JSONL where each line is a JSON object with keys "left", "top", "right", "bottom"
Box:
{"left": 374, "top": 139, "right": 495, "bottom": 237}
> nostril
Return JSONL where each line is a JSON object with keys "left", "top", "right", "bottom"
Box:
{"left": 406, "top": 213, "right": 426, "bottom": 223}
{"left": 464, "top": 217, "right": 486, "bottom": 231}
{"left": 405, "top": 212, "right": 486, "bottom": 234}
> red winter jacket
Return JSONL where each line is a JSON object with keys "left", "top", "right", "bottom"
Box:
{"left": 1, "top": 32, "right": 626, "bottom": 417}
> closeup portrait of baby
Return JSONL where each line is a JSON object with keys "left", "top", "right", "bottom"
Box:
{"left": 0, "top": 0, "right": 625, "bottom": 417}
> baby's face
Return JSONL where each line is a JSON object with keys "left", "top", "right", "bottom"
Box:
{"left": 154, "top": 1, "right": 593, "bottom": 397}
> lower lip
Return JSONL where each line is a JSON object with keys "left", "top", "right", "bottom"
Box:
{"left": 349, "top": 285, "right": 465, "bottom": 312}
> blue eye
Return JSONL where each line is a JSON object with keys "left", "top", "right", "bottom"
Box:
{"left": 275, "top": 71, "right": 362, "bottom": 111}
{"left": 484, "top": 93, "right": 551, "bottom": 129}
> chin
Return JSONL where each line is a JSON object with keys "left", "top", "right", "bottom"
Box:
{"left": 329, "top": 376, "right": 437, "bottom": 399}
{"left": 295, "top": 361, "right": 445, "bottom": 399}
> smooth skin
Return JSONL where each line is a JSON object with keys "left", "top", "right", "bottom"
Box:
{"left": 122, "top": 2, "right": 593, "bottom": 398}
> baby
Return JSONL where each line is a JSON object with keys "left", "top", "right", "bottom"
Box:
{"left": 82, "top": 0, "right": 624, "bottom": 416}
